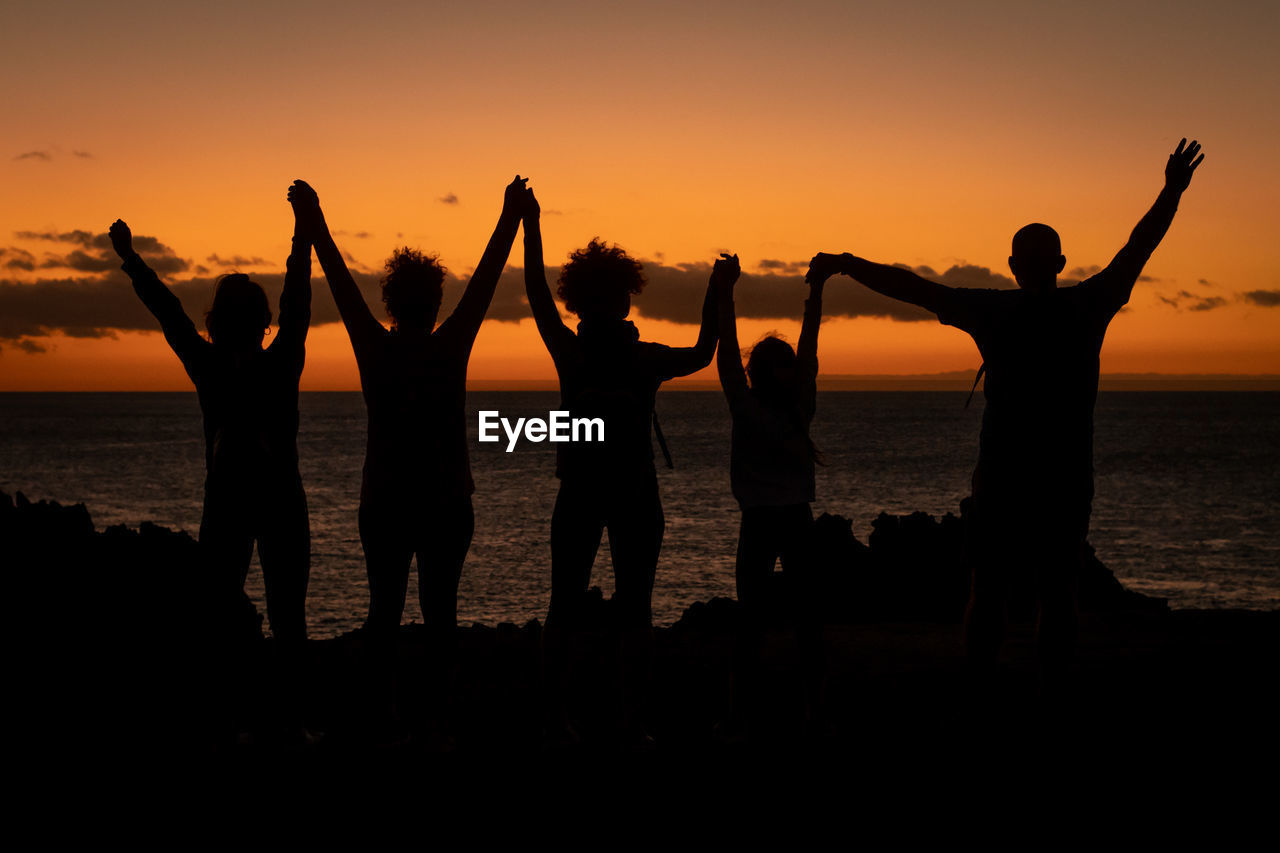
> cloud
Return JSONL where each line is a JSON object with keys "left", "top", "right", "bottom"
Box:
{"left": 12, "top": 147, "right": 92, "bottom": 162}
{"left": 17, "top": 229, "right": 177, "bottom": 256}
{"left": 1242, "top": 289, "right": 1280, "bottom": 307}
{"left": 414, "top": 259, "right": 1020, "bottom": 326}
{"left": 20, "top": 227, "right": 1225, "bottom": 354}
{"left": 1065, "top": 264, "right": 1163, "bottom": 284}
{"left": 1066, "top": 265, "right": 1102, "bottom": 279}
{"left": 1, "top": 270, "right": 295, "bottom": 342}
{"left": 17, "top": 229, "right": 189, "bottom": 276}
{"left": 207, "top": 253, "right": 270, "bottom": 268}
{"left": 2, "top": 247, "right": 37, "bottom": 272}
{"left": 757, "top": 259, "right": 809, "bottom": 274}
{"left": 438, "top": 193, "right": 459, "bottom": 205}
{"left": 473, "top": 260, "right": 1018, "bottom": 326}
{"left": 41, "top": 249, "right": 121, "bottom": 273}
{"left": 1157, "top": 289, "right": 1229, "bottom": 312}
{"left": 1188, "top": 297, "right": 1227, "bottom": 312}
{"left": 341, "top": 249, "right": 380, "bottom": 275}
{"left": 1058, "top": 265, "right": 1165, "bottom": 284}
{"left": 15, "top": 229, "right": 96, "bottom": 244}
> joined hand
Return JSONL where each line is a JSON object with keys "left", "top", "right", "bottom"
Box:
{"left": 806, "top": 252, "right": 847, "bottom": 285}
{"left": 712, "top": 253, "right": 740, "bottom": 290}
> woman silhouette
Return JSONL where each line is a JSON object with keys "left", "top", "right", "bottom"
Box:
{"left": 110, "top": 188, "right": 313, "bottom": 730}
{"left": 715, "top": 252, "right": 827, "bottom": 737}
{"left": 291, "top": 176, "right": 524, "bottom": 734}
{"left": 520, "top": 186, "right": 717, "bottom": 746}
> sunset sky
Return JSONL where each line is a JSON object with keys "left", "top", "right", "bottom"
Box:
{"left": 2, "top": 0, "right": 1277, "bottom": 389}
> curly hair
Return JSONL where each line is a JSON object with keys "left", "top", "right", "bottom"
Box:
{"left": 382, "top": 247, "right": 447, "bottom": 328}
{"left": 556, "top": 238, "right": 646, "bottom": 316}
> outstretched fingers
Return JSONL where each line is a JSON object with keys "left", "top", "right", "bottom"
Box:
{"left": 1185, "top": 140, "right": 1203, "bottom": 168}
{"left": 1166, "top": 138, "right": 1205, "bottom": 190}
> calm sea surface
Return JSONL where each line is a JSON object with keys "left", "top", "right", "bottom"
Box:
{"left": 2, "top": 391, "right": 1277, "bottom": 637}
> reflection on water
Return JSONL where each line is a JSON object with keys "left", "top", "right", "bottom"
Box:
{"left": 2, "top": 390, "right": 1277, "bottom": 636}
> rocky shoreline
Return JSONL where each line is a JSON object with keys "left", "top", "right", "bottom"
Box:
{"left": 4, "top": 490, "right": 1274, "bottom": 761}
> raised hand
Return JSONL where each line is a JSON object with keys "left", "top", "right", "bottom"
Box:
{"left": 805, "top": 252, "right": 847, "bottom": 286}
{"left": 502, "top": 174, "right": 529, "bottom": 218}
{"left": 108, "top": 219, "right": 134, "bottom": 259}
{"left": 711, "top": 252, "right": 740, "bottom": 292}
{"left": 287, "top": 179, "right": 322, "bottom": 230}
{"left": 1165, "top": 138, "right": 1204, "bottom": 193}
{"left": 522, "top": 186, "right": 540, "bottom": 222}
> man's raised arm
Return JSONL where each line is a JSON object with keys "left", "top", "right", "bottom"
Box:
{"left": 811, "top": 251, "right": 952, "bottom": 316}
{"left": 1094, "top": 138, "right": 1204, "bottom": 310}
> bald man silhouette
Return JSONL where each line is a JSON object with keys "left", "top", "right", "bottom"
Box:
{"left": 809, "top": 139, "right": 1204, "bottom": 691}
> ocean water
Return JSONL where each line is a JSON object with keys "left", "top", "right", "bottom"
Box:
{"left": 2, "top": 391, "right": 1277, "bottom": 637}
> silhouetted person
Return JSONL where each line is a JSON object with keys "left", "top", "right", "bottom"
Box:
{"left": 109, "top": 187, "right": 313, "bottom": 733}
{"left": 715, "top": 253, "right": 826, "bottom": 738}
{"left": 521, "top": 186, "right": 717, "bottom": 747}
{"left": 291, "top": 176, "right": 525, "bottom": 739}
{"left": 811, "top": 139, "right": 1204, "bottom": 691}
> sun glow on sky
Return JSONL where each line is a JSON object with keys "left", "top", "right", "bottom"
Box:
{"left": 2, "top": 0, "right": 1277, "bottom": 389}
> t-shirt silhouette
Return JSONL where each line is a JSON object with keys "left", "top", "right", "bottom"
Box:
{"left": 935, "top": 269, "right": 1133, "bottom": 513}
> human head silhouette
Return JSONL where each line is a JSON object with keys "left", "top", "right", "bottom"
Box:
{"left": 746, "top": 335, "right": 798, "bottom": 403}
{"left": 1008, "top": 223, "right": 1066, "bottom": 291}
{"left": 382, "top": 247, "right": 446, "bottom": 334}
{"left": 558, "top": 238, "right": 645, "bottom": 321}
{"left": 205, "top": 273, "right": 271, "bottom": 349}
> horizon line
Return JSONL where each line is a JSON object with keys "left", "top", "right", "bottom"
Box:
{"left": 5, "top": 372, "right": 1280, "bottom": 393}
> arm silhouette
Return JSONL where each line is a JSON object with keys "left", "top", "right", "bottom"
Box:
{"left": 797, "top": 260, "right": 828, "bottom": 418}
{"left": 652, "top": 272, "right": 718, "bottom": 379}
{"left": 1094, "top": 138, "right": 1204, "bottom": 309}
{"left": 290, "top": 180, "right": 384, "bottom": 346}
{"left": 274, "top": 183, "right": 313, "bottom": 361}
{"left": 810, "top": 250, "right": 952, "bottom": 315}
{"left": 521, "top": 187, "right": 574, "bottom": 358}
{"left": 714, "top": 254, "right": 747, "bottom": 402}
{"left": 438, "top": 175, "right": 527, "bottom": 347}
{"left": 110, "top": 219, "right": 209, "bottom": 366}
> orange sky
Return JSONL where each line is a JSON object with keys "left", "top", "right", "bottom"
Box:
{"left": 2, "top": 0, "right": 1278, "bottom": 389}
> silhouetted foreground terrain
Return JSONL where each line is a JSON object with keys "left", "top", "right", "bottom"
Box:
{"left": 5, "top": 490, "right": 1275, "bottom": 763}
